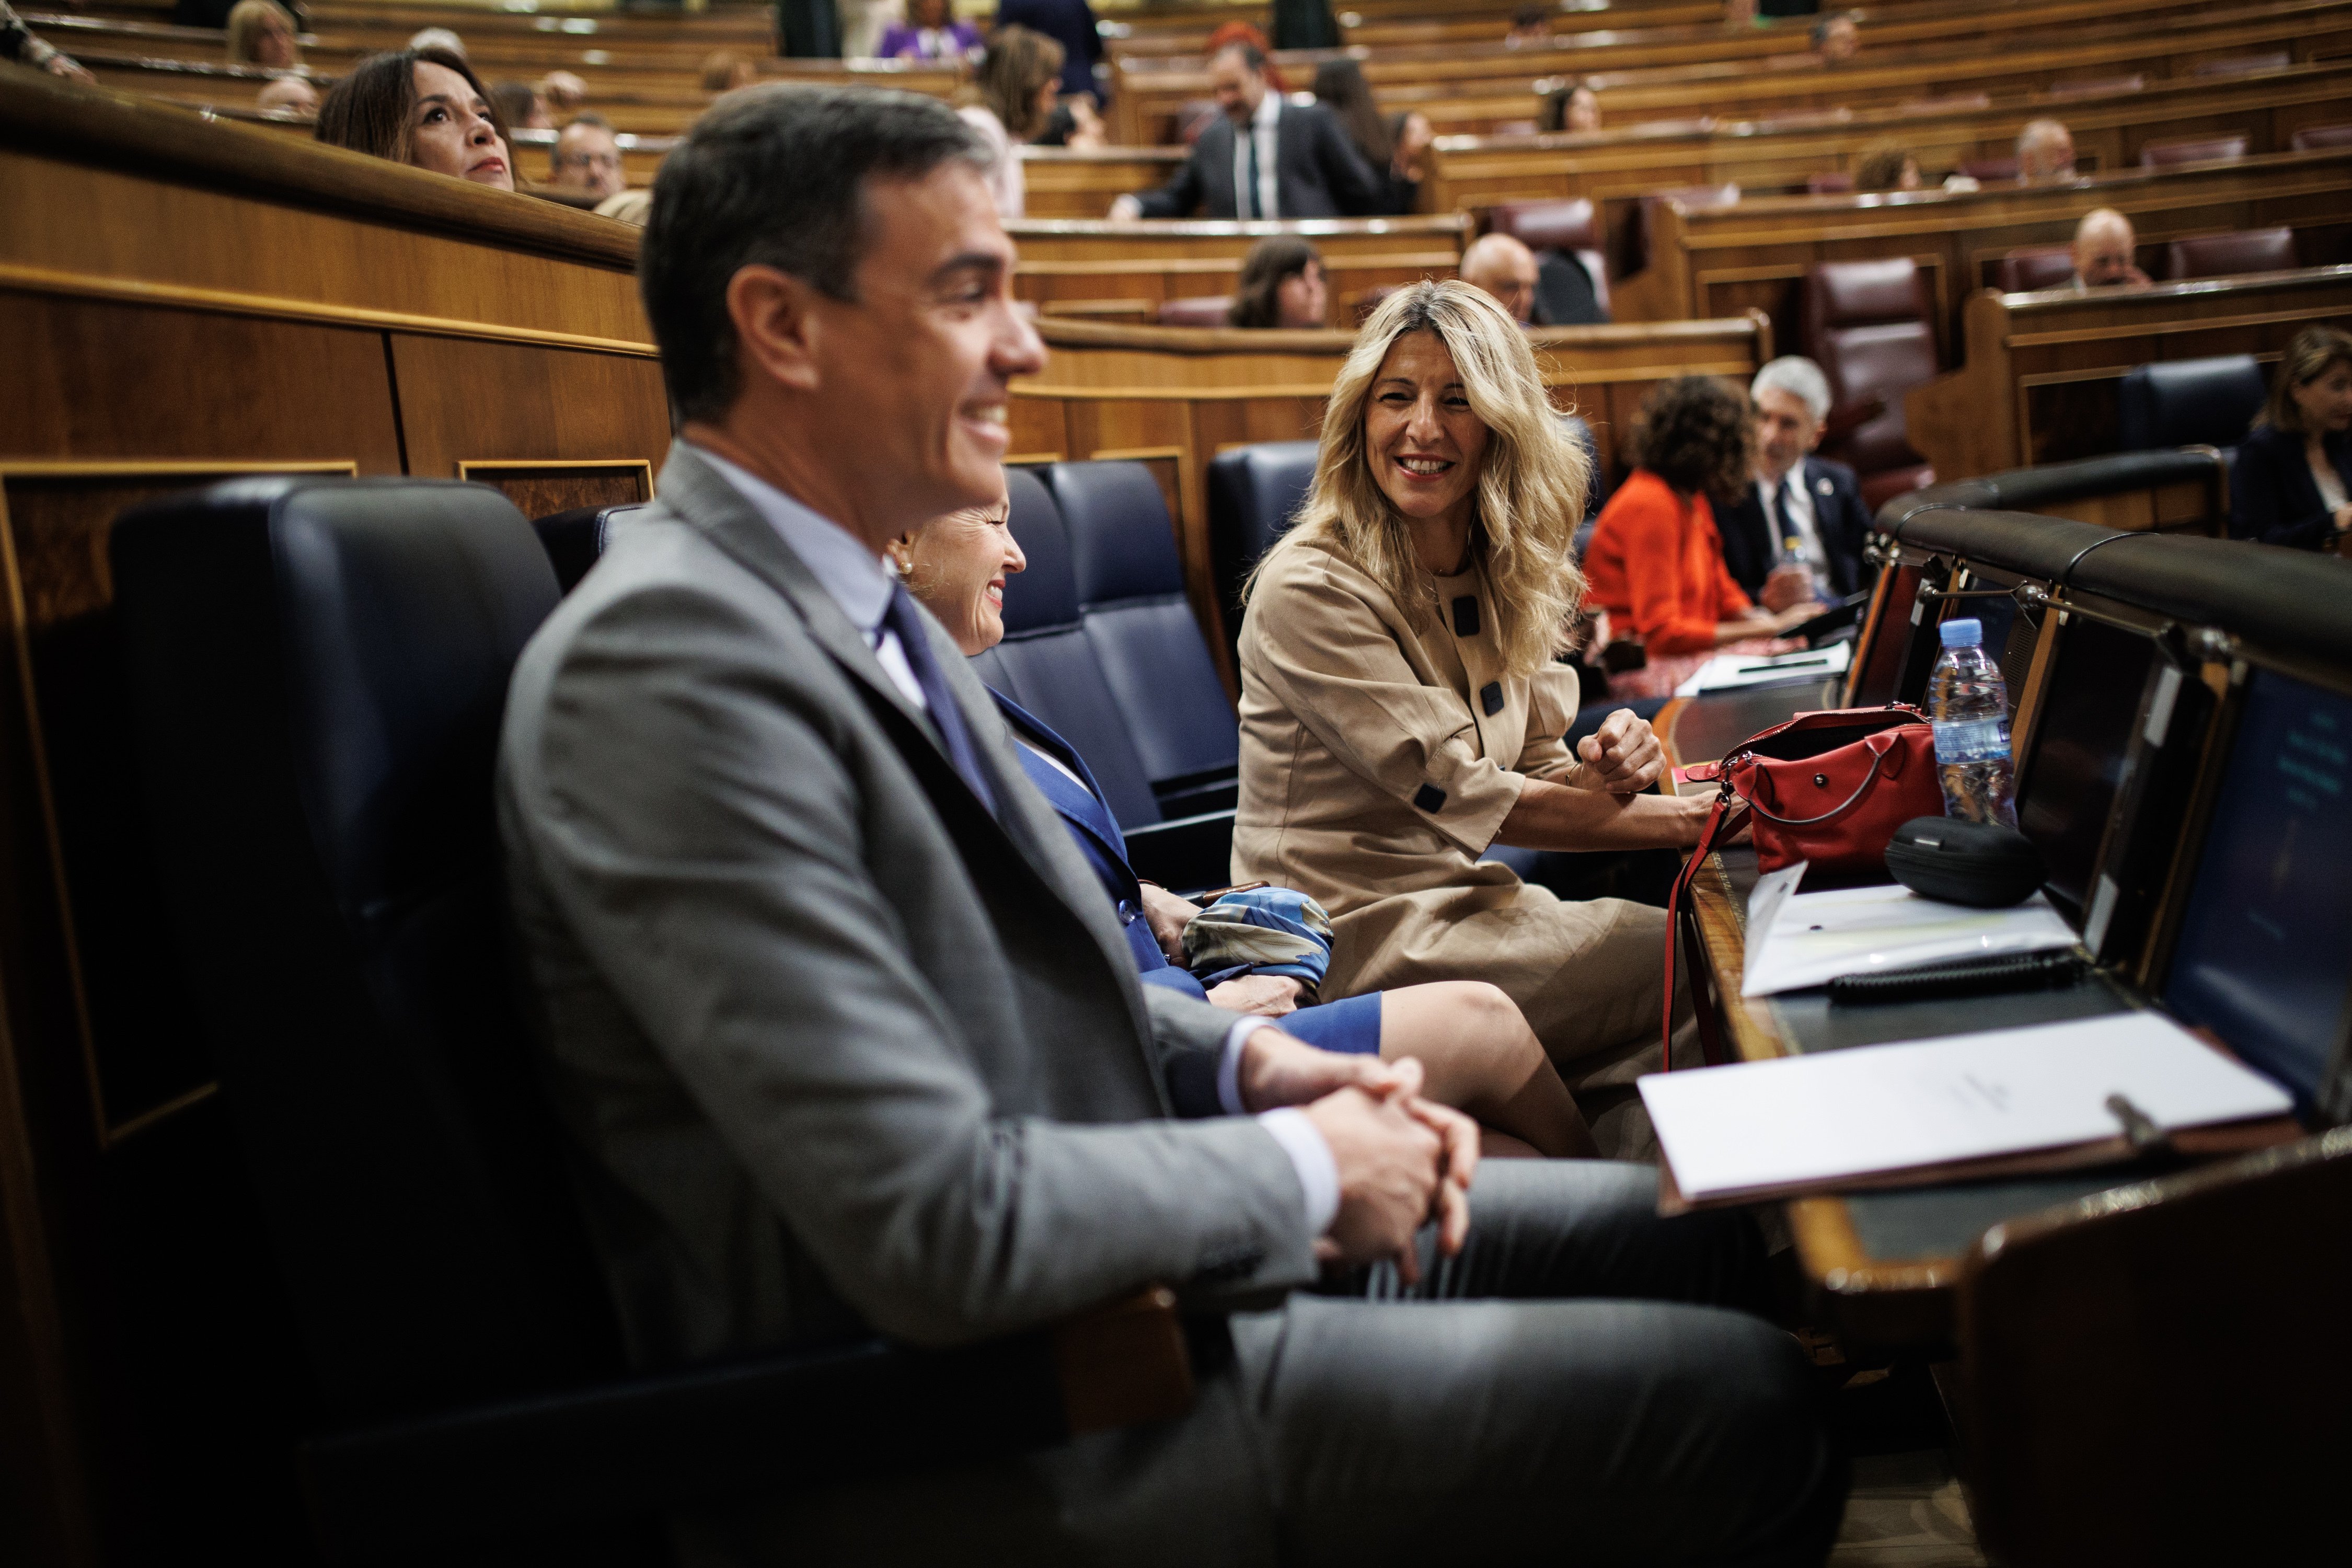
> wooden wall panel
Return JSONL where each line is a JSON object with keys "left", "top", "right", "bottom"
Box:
{"left": 389, "top": 336, "right": 671, "bottom": 486}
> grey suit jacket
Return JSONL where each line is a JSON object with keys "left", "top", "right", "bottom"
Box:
{"left": 498, "top": 443, "right": 1318, "bottom": 1379}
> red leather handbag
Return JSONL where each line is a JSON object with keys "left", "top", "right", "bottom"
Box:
{"left": 1662, "top": 705, "right": 1941, "bottom": 1064}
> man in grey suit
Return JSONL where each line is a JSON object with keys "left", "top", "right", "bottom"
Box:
{"left": 500, "top": 83, "right": 1844, "bottom": 1565}
{"left": 1108, "top": 42, "right": 1412, "bottom": 219}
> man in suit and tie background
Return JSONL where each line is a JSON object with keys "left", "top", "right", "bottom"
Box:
{"left": 1110, "top": 41, "right": 1411, "bottom": 220}
{"left": 1717, "top": 355, "right": 1877, "bottom": 610}
{"left": 500, "top": 83, "right": 1842, "bottom": 1565}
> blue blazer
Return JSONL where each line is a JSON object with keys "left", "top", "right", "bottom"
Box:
{"left": 1713, "top": 456, "right": 1874, "bottom": 601}
{"left": 2229, "top": 423, "right": 2352, "bottom": 550}
{"left": 991, "top": 691, "right": 1209, "bottom": 999}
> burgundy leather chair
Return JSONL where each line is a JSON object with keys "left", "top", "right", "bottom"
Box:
{"left": 2292, "top": 123, "right": 2352, "bottom": 151}
{"left": 1801, "top": 257, "right": 1937, "bottom": 508}
{"left": 1154, "top": 295, "right": 1236, "bottom": 328}
{"left": 1807, "top": 171, "right": 1854, "bottom": 195}
{"left": 1959, "top": 154, "right": 2019, "bottom": 181}
{"left": 2189, "top": 50, "right": 2290, "bottom": 77}
{"left": 1898, "top": 92, "right": 1989, "bottom": 114}
{"left": 2164, "top": 226, "right": 2298, "bottom": 281}
{"left": 1995, "top": 245, "right": 2079, "bottom": 293}
{"left": 1489, "top": 119, "right": 1539, "bottom": 139}
{"left": 2049, "top": 73, "right": 2145, "bottom": 98}
{"left": 2141, "top": 133, "right": 2250, "bottom": 168}
{"left": 1485, "top": 198, "right": 1612, "bottom": 317}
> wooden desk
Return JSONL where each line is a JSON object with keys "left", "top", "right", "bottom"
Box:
{"left": 1613, "top": 147, "right": 2352, "bottom": 359}
{"left": 1657, "top": 683, "right": 2153, "bottom": 1351}
{"left": 1908, "top": 266, "right": 2352, "bottom": 480}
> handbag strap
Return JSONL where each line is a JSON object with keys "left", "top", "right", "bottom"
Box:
{"left": 1740, "top": 729, "right": 1911, "bottom": 827}
{"left": 1661, "top": 783, "right": 1748, "bottom": 1071}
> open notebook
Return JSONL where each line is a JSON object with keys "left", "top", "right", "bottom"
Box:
{"left": 1641, "top": 1013, "right": 2299, "bottom": 1210}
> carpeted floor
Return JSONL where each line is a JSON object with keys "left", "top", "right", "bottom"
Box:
{"left": 1829, "top": 1449, "right": 1987, "bottom": 1567}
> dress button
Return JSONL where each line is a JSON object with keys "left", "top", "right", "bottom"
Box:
{"left": 1117, "top": 900, "right": 1137, "bottom": 924}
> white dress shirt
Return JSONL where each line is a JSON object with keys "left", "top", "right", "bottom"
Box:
{"left": 692, "top": 445, "right": 1339, "bottom": 1233}
{"left": 1231, "top": 90, "right": 1284, "bottom": 220}
{"left": 1755, "top": 461, "right": 1830, "bottom": 580}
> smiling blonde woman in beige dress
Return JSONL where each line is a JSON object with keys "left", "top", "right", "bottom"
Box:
{"left": 1234, "top": 281, "right": 1717, "bottom": 1153}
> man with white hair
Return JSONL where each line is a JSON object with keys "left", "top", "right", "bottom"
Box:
{"left": 2015, "top": 118, "right": 2077, "bottom": 182}
{"left": 2069, "top": 206, "right": 2153, "bottom": 291}
{"left": 1715, "top": 356, "right": 1875, "bottom": 608}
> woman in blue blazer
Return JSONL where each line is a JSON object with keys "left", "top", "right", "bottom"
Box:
{"left": 895, "top": 482, "right": 1596, "bottom": 1158}
{"left": 2230, "top": 327, "right": 2352, "bottom": 549}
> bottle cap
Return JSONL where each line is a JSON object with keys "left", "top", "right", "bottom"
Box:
{"left": 1939, "top": 617, "right": 1983, "bottom": 649}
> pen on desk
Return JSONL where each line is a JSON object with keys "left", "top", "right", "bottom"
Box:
{"left": 2105, "top": 1092, "right": 2173, "bottom": 1158}
{"left": 1736, "top": 656, "right": 1832, "bottom": 674}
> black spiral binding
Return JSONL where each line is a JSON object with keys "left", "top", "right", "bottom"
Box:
{"left": 1826, "top": 949, "right": 2089, "bottom": 1005}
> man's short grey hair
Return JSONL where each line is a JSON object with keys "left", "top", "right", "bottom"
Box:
{"left": 1750, "top": 356, "right": 1831, "bottom": 424}
{"left": 2016, "top": 118, "right": 2068, "bottom": 163}
{"left": 640, "top": 85, "right": 989, "bottom": 425}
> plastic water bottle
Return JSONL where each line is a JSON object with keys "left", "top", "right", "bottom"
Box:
{"left": 1926, "top": 617, "right": 2018, "bottom": 826}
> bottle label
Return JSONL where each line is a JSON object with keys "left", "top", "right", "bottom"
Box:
{"left": 1933, "top": 717, "right": 2011, "bottom": 764}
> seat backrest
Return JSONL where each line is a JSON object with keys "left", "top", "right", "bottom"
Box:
{"left": 531, "top": 502, "right": 643, "bottom": 594}
{"left": 2048, "top": 72, "right": 2143, "bottom": 97}
{"left": 1807, "top": 170, "right": 1854, "bottom": 195}
{"left": 1802, "top": 257, "right": 1936, "bottom": 476}
{"left": 2139, "top": 132, "right": 2250, "bottom": 168}
{"left": 1958, "top": 153, "right": 2019, "bottom": 181}
{"left": 1155, "top": 295, "right": 1235, "bottom": 328}
{"left": 108, "top": 477, "right": 619, "bottom": 1428}
{"left": 1206, "top": 439, "right": 1320, "bottom": 649}
{"left": 1959, "top": 1129, "right": 2352, "bottom": 1566}
{"left": 1486, "top": 198, "right": 1612, "bottom": 320}
{"left": 2164, "top": 225, "right": 2297, "bottom": 280}
{"left": 1041, "top": 462, "right": 1239, "bottom": 821}
{"left": 2292, "top": 122, "right": 2352, "bottom": 151}
{"left": 1489, "top": 197, "right": 1598, "bottom": 255}
{"left": 2115, "top": 354, "right": 2269, "bottom": 454}
{"left": 2189, "top": 49, "right": 2290, "bottom": 76}
{"left": 1996, "top": 244, "right": 2078, "bottom": 294}
{"left": 977, "top": 467, "right": 1165, "bottom": 828}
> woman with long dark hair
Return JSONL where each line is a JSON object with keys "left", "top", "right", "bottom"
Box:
{"left": 315, "top": 47, "right": 514, "bottom": 191}
{"left": 1312, "top": 56, "right": 1428, "bottom": 212}
{"left": 1226, "top": 236, "right": 1329, "bottom": 329}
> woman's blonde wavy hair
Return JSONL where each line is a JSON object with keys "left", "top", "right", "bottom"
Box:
{"left": 1266, "top": 279, "right": 1589, "bottom": 679}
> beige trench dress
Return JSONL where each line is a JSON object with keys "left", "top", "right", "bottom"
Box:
{"left": 1233, "top": 532, "right": 1691, "bottom": 1152}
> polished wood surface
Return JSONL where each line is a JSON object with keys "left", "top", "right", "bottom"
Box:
{"left": 1012, "top": 312, "right": 1772, "bottom": 686}
{"left": 1908, "top": 266, "right": 2352, "bottom": 479}
{"left": 0, "top": 66, "right": 673, "bottom": 1565}
{"left": 1021, "top": 147, "right": 1190, "bottom": 221}
{"left": 1007, "top": 214, "right": 1471, "bottom": 325}
{"left": 1613, "top": 147, "right": 2352, "bottom": 356}
{"left": 1426, "top": 62, "right": 2352, "bottom": 256}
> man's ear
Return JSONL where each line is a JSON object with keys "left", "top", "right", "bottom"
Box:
{"left": 725, "top": 264, "right": 824, "bottom": 394}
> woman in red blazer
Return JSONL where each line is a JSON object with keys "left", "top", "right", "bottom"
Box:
{"left": 1582, "top": 377, "right": 1816, "bottom": 656}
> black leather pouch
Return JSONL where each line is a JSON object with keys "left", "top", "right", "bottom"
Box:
{"left": 1884, "top": 816, "right": 2046, "bottom": 907}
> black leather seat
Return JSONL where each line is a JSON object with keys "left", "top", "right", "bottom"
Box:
{"left": 978, "top": 465, "right": 1235, "bottom": 886}
{"left": 1207, "top": 438, "right": 1320, "bottom": 647}
{"left": 2115, "top": 356, "right": 2269, "bottom": 454}
{"left": 531, "top": 502, "right": 643, "bottom": 593}
{"left": 109, "top": 476, "right": 1158, "bottom": 1560}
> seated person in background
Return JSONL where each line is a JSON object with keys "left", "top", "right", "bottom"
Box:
{"left": 1723, "top": 0, "right": 1763, "bottom": 28}
{"left": 1715, "top": 355, "right": 1874, "bottom": 607}
{"left": 1540, "top": 81, "right": 1602, "bottom": 135}
{"left": 255, "top": 75, "right": 320, "bottom": 117}
{"left": 1227, "top": 235, "right": 1328, "bottom": 329}
{"left": 226, "top": 0, "right": 299, "bottom": 68}
{"left": 701, "top": 51, "right": 758, "bottom": 94}
{"left": 2230, "top": 325, "right": 2352, "bottom": 548}
{"left": 406, "top": 25, "right": 464, "bottom": 56}
{"left": 2, "top": 0, "right": 94, "bottom": 82}
{"left": 897, "top": 480, "right": 1597, "bottom": 1158}
{"left": 1111, "top": 43, "right": 1395, "bottom": 220}
{"left": 1459, "top": 232, "right": 1541, "bottom": 326}
{"left": 1853, "top": 140, "right": 1919, "bottom": 192}
{"left": 1505, "top": 5, "right": 1553, "bottom": 48}
{"left": 316, "top": 47, "right": 514, "bottom": 192}
{"left": 1312, "top": 57, "right": 1431, "bottom": 214}
{"left": 489, "top": 79, "right": 550, "bottom": 133}
{"left": 2069, "top": 206, "right": 2153, "bottom": 290}
{"left": 997, "top": 0, "right": 1102, "bottom": 104}
{"left": 1237, "top": 283, "right": 1737, "bottom": 1152}
{"left": 594, "top": 187, "right": 650, "bottom": 225}
{"left": 1583, "top": 374, "right": 1816, "bottom": 658}
{"left": 962, "top": 25, "right": 1065, "bottom": 218}
{"left": 877, "top": 0, "right": 982, "bottom": 61}
{"left": 550, "top": 113, "right": 625, "bottom": 200}
{"left": 2016, "top": 117, "right": 2077, "bottom": 181}
{"left": 504, "top": 85, "right": 1842, "bottom": 1562}
{"left": 1812, "top": 14, "right": 1859, "bottom": 63}
{"left": 539, "top": 70, "right": 588, "bottom": 114}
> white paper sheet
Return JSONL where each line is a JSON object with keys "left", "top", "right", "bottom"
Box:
{"left": 1741, "top": 875, "right": 2079, "bottom": 997}
{"left": 1640, "top": 1013, "right": 2295, "bottom": 1204}
{"left": 1673, "top": 641, "right": 1852, "bottom": 697}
